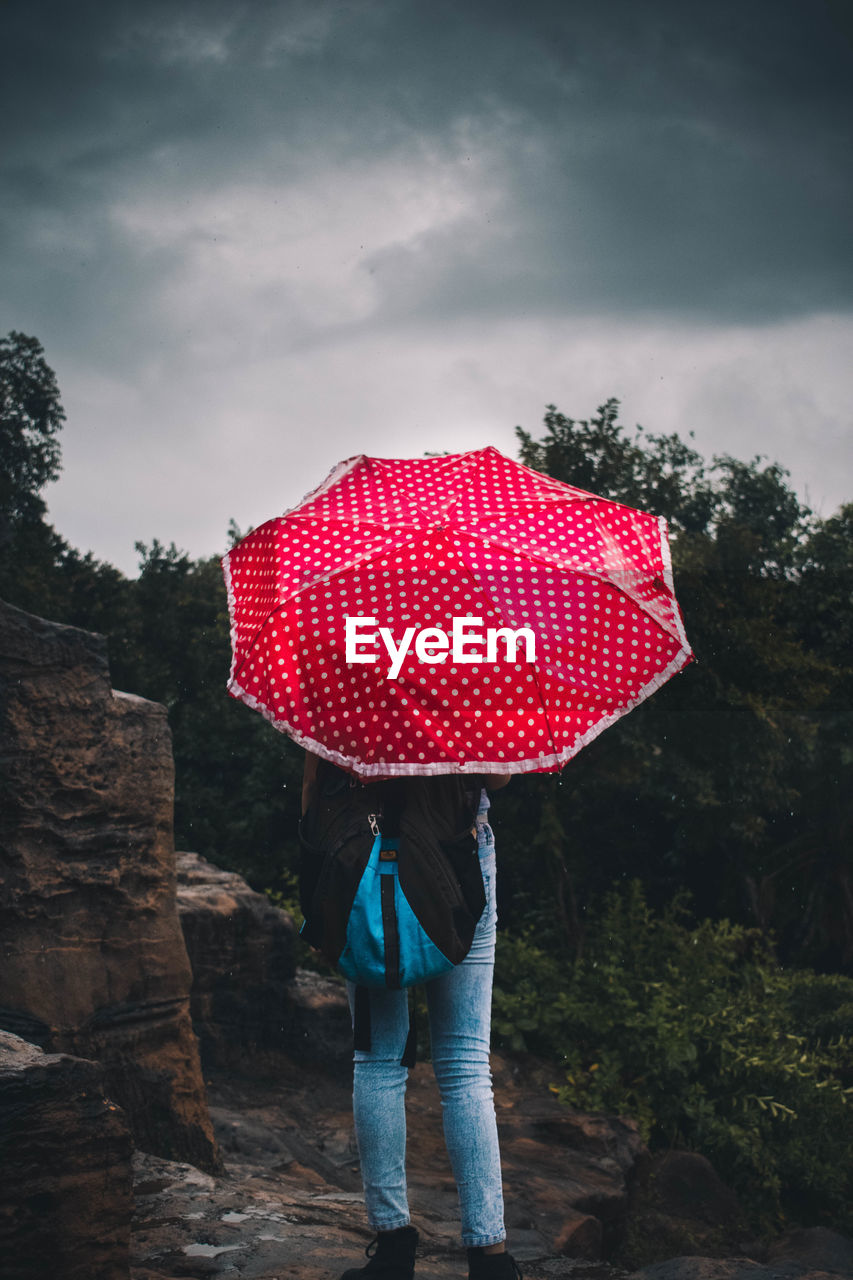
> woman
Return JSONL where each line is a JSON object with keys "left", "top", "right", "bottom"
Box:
{"left": 301, "top": 753, "right": 521, "bottom": 1280}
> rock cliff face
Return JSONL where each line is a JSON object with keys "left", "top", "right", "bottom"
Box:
{"left": 0, "top": 598, "right": 220, "bottom": 1172}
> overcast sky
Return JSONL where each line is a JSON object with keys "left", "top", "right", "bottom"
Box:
{"left": 2, "top": 0, "right": 851, "bottom": 575}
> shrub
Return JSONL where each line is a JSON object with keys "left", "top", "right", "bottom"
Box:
{"left": 492, "top": 878, "right": 853, "bottom": 1235}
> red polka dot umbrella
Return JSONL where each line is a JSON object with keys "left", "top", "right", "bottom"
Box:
{"left": 222, "top": 447, "right": 693, "bottom": 777}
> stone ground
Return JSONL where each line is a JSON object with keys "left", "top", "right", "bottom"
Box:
{"left": 128, "top": 1052, "right": 853, "bottom": 1280}
{"left": 129, "top": 1052, "right": 634, "bottom": 1280}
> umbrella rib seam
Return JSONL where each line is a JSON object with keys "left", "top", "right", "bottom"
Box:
{"left": 452, "top": 537, "right": 564, "bottom": 768}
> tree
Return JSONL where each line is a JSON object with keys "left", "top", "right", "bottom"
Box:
{"left": 110, "top": 540, "right": 303, "bottom": 886}
{"left": 509, "top": 399, "right": 852, "bottom": 971}
{"left": 0, "top": 331, "right": 65, "bottom": 543}
{"left": 516, "top": 397, "right": 718, "bottom": 534}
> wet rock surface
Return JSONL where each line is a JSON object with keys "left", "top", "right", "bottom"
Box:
{"left": 0, "top": 1029, "right": 134, "bottom": 1280}
{"left": 130, "top": 1051, "right": 638, "bottom": 1280}
{"left": 766, "top": 1230, "right": 853, "bottom": 1276}
{"left": 129, "top": 1047, "right": 853, "bottom": 1280}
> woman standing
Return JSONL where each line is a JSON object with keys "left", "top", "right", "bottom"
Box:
{"left": 301, "top": 753, "right": 521, "bottom": 1280}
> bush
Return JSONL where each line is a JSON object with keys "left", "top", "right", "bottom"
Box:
{"left": 492, "top": 878, "right": 853, "bottom": 1235}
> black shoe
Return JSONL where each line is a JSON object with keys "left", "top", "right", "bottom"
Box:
{"left": 340, "top": 1225, "right": 419, "bottom": 1279}
{"left": 467, "top": 1246, "right": 523, "bottom": 1280}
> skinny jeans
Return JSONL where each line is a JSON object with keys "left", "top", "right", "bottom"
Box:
{"left": 346, "top": 803, "right": 504, "bottom": 1248}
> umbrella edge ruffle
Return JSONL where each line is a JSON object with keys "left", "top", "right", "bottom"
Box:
{"left": 224, "top": 637, "right": 693, "bottom": 779}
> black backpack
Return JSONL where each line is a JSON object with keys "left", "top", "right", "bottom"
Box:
{"left": 298, "top": 760, "right": 486, "bottom": 1062}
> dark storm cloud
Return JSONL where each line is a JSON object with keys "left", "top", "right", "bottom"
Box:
{"left": 2, "top": 0, "right": 852, "bottom": 343}
{"left": 2, "top": 0, "right": 851, "bottom": 573}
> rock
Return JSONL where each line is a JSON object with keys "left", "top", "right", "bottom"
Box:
{"left": 620, "top": 1210, "right": 853, "bottom": 1279}
{"left": 176, "top": 850, "right": 298, "bottom": 1067}
{"left": 176, "top": 850, "right": 355, "bottom": 1074}
{"left": 0, "top": 598, "right": 220, "bottom": 1172}
{"left": 0, "top": 1029, "right": 134, "bottom": 1280}
{"left": 646, "top": 1152, "right": 743, "bottom": 1227}
{"left": 612, "top": 1148, "right": 758, "bottom": 1272}
{"left": 130, "top": 1058, "right": 636, "bottom": 1280}
{"left": 767, "top": 1226, "right": 853, "bottom": 1274}
{"left": 553, "top": 1211, "right": 605, "bottom": 1257}
{"left": 494, "top": 1084, "right": 648, "bottom": 1259}
{"left": 627, "top": 1258, "right": 845, "bottom": 1280}
{"left": 280, "top": 968, "right": 354, "bottom": 1071}
{"left": 528, "top": 1109, "right": 649, "bottom": 1177}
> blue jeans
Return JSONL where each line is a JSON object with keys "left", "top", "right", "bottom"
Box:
{"left": 346, "top": 820, "right": 505, "bottom": 1248}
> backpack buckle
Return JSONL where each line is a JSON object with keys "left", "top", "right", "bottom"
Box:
{"left": 368, "top": 813, "right": 380, "bottom": 836}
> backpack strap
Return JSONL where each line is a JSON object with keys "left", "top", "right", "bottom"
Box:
{"left": 378, "top": 777, "right": 405, "bottom": 836}
{"left": 353, "top": 984, "right": 372, "bottom": 1053}
{"left": 400, "top": 993, "right": 417, "bottom": 1068}
{"left": 351, "top": 984, "right": 418, "bottom": 1068}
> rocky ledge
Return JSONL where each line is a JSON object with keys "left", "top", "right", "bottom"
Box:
{"left": 129, "top": 1018, "right": 853, "bottom": 1280}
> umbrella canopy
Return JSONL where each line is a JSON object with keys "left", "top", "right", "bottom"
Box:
{"left": 222, "top": 447, "right": 693, "bottom": 776}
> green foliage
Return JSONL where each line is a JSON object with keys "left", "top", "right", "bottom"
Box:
{"left": 265, "top": 870, "right": 303, "bottom": 927}
{"left": 493, "top": 879, "right": 853, "bottom": 1234}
